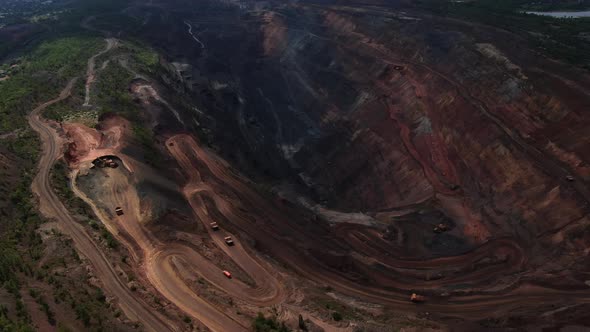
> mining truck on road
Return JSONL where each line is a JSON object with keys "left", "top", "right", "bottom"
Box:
{"left": 115, "top": 207, "right": 124, "bottom": 216}
{"left": 224, "top": 236, "right": 234, "bottom": 246}
{"left": 410, "top": 293, "right": 426, "bottom": 303}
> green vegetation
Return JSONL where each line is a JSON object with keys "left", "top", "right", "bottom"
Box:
{"left": 93, "top": 42, "right": 159, "bottom": 121}
{"left": 39, "top": 228, "right": 122, "bottom": 329}
{"left": 43, "top": 78, "right": 86, "bottom": 122}
{"left": 0, "top": 114, "right": 117, "bottom": 331}
{"left": 418, "top": 0, "right": 590, "bottom": 69}
{"left": 0, "top": 0, "right": 145, "bottom": 329}
{"left": 0, "top": 0, "right": 134, "bottom": 61}
{"left": 0, "top": 305, "right": 34, "bottom": 332}
{"left": 133, "top": 125, "right": 162, "bottom": 166}
{"left": 50, "top": 161, "right": 91, "bottom": 216}
{"left": 30, "top": 38, "right": 101, "bottom": 77}
{"left": 32, "top": 293, "right": 56, "bottom": 326}
{"left": 0, "top": 37, "right": 103, "bottom": 134}
{"left": 252, "top": 313, "right": 290, "bottom": 332}
{"left": 44, "top": 100, "right": 76, "bottom": 122}
{"left": 126, "top": 42, "right": 159, "bottom": 74}
{"left": 0, "top": 131, "right": 41, "bottom": 330}
{"left": 519, "top": 1, "right": 590, "bottom": 11}
{"left": 100, "top": 227, "right": 119, "bottom": 249}
{"left": 332, "top": 311, "right": 343, "bottom": 321}
{"left": 41, "top": 40, "right": 158, "bottom": 124}
{"left": 133, "top": 47, "right": 159, "bottom": 70}
{"left": 312, "top": 296, "right": 360, "bottom": 322}
{"left": 95, "top": 62, "right": 136, "bottom": 116}
{"left": 50, "top": 161, "right": 120, "bottom": 250}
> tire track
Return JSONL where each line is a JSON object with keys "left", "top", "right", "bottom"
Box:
{"left": 29, "top": 80, "right": 174, "bottom": 332}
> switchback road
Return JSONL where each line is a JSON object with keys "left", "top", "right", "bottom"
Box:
{"left": 29, "top": 75, "right": 174, "bottom": 332}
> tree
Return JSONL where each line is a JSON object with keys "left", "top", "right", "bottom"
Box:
{"left": 332, "top": 312, "right": 343, "bottom": 322}
{"left": 252, "top": 313, "right": 290, "bottom": 332}
{"left": 298, "top": 314, "right": 307, "bottom": 331}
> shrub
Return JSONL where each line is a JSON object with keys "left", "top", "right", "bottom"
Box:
{"left": 332, "top": 312, "right": 343, "bottom": 321}
{"left": 252, "top": 313, "right": 290, "bottom": 332}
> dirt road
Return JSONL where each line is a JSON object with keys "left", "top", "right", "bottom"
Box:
{"left": 41, "top": 33, "right": 284, "bottom": 328}
{"left": 70, "top": 150, "right": 284, "bottom": 331}
{"left": 71, "top": 164, "right": 247, "bottom": 331}
{"left": 164, "top": 134, "right": 590, "bottom": 319}
{"left": 84, "top": 38, "right": 118, "bottom": 107}
{"left": 357, "top": 35, "right": 590, "bottom": 207}
{"left": 60, "top": 83, "right": 590, "bottom": 330}
{"left": 28, "top": 79, "right": 174, "bottom": 331}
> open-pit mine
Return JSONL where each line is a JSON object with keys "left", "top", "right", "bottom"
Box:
{"left": 7, "top": 0, "right": 590, "bottom": 331}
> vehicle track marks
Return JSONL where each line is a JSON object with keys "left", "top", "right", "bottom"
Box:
{"left": 28, "top": 77, "right": 174, "bottom": 332}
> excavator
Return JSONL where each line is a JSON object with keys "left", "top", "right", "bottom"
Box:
{"left": 433, "top": 223, "right": 449, "bottom": 233}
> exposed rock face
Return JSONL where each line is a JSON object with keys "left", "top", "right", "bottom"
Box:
{"left": 63, "top": 114, "right": 130, "bottom": 166}
{"left": 261, "top": 12, "right": 288, "bottom": 57}
{"left": 258, "top": 6, "right": 590, "bottom": 248}
{"left": 132, "top": 0, "right": 590, "bottom": 260}
{"left": 114, "top": 0, "right": 590, "bottom": 327}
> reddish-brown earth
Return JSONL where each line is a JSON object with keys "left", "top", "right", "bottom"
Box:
{"left": 49, "top": 0, "right": 590, "bottom": 330}
{"left": 64, "top": 114, "right": 130, "bottom": 166}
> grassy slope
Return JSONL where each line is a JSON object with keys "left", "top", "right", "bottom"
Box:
{"left": 0, "top": 37, "right": 103, "bottom": 134}
{"left": 0, "top": 0, "right": 146, "bottom": 330}
{"left": 0, "top": 36, "right": 106, "bottom": 330}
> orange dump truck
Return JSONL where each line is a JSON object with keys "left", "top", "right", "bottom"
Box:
{"left": 223, "top": 270, "right": 232, "bottom": 279}
{"left": 410, "top": 293, "right": 425, "bottom": 303}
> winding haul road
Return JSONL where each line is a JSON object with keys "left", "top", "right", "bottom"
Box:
{"left": 28, "top": 47, "right": 174, "bottom": 332}
{"left": 71, "top": 160, "right": 284, "bottom": 331}
{"left": 30, "top": 73, "right": 590, "bottom": 332}
{"left": 29, "top": 35, "right": 285, "bottom": 331}
{"left": 26, "top": 18, "right": 590, "bottom": 331}
{"left": 69, "top": 78, "right": 285, "bottom": 329}
{"left": 163, "top": 134, "right": 590, "bottom": 320}
{"left": 84, "top": 38, "right": 118, "bottom": 107}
